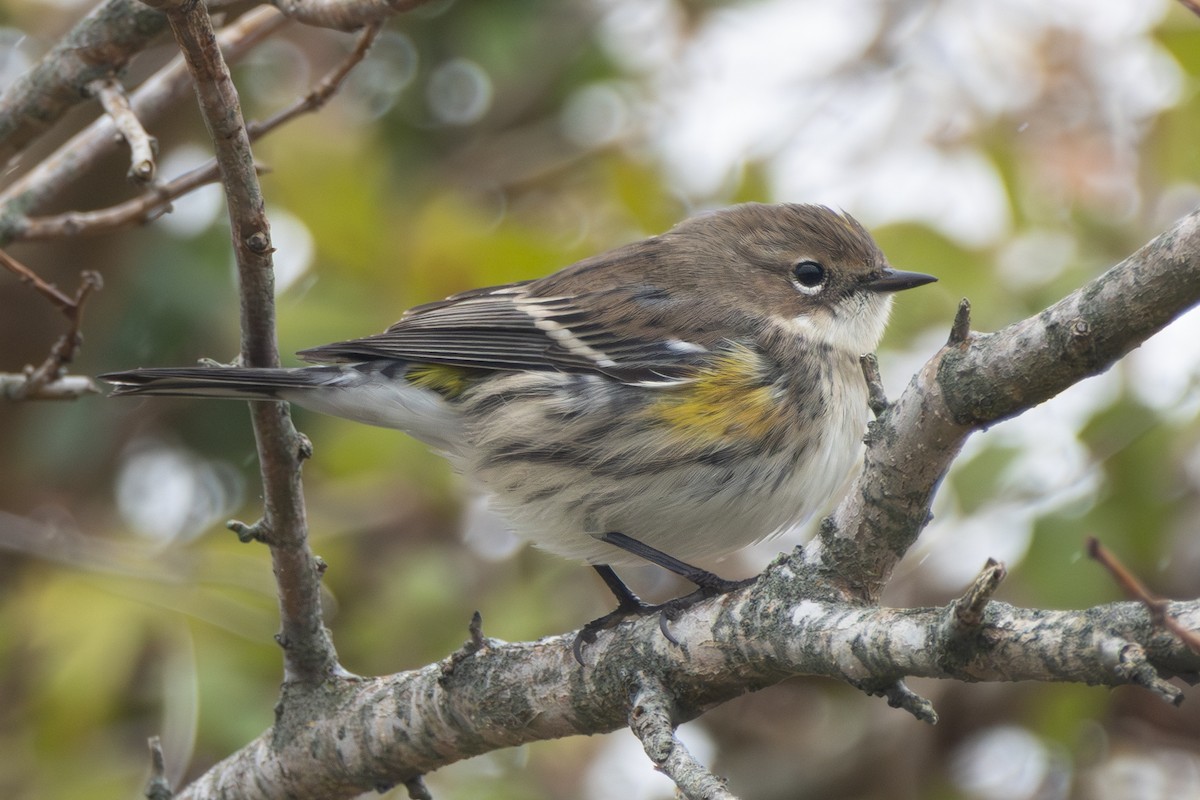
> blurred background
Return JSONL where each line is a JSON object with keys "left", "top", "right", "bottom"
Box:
{"left": 2, "top": 0, "right": 1200, "bottom": 797}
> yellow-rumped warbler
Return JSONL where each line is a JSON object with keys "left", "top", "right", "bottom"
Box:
{"left": 102, "top": 203, "right": 934, "bottom": 643}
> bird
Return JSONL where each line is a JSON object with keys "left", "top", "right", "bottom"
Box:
{"left": 102, "top": 202, "right": 936, "bottom": 650}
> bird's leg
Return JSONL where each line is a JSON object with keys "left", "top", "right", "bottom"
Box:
{"left": 572, "top": 533, "right": 754, "bottom": 663}
{"left": 592, "top": 564, "right": 649, "bottom": 612}
{"left": 599, "top": 531, "right": 750, "bottom": 594}
{"left": 572, "top": 565, "right": 652, "bottom": 663}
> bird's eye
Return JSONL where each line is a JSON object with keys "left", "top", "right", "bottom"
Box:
{"left": 791, "top": 260, "right": 826, "bottom": 294}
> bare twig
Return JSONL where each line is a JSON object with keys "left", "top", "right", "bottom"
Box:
{"left": 0, "top": 373, "right": 97, "bottom": 399}
{"left": 88, "top": 77, "right": 157, "bottom": 183}
{"left": 11, "top": 15, "right": 375, "bottom": 242}
{"left": 0, "top": 0, "right": 167, "bottom": 167}
{"left": 0, "top": 247, "right": 77, "bottom": 310}
{"left": 0, "top": 6, "right": 288, "bottom": 241}
{"left": 440, "top": 612, "right": 490, "bottom": 679}
{"left": 1179, "top": 0, "right": 1200, "bottom": 19}
{"left": 1088, "top": 537, "right": 1200, "bottom": 655}
{"left": 16, "top": 160, "right": 268, "bottom": 241}
{"left": 150, "top": 0, "right": 338, "bottom": 685}
{"left": 629, "top": 674, "right": 737, "bottom": 800}
{"left": 170, "top": 595, "right": 1200, "bottom": 800}
{"left": 0, "top": 250, "right": 102, "bottom": 399}
{"left": 249, "top": 20, "right": 383, "bottom": 136}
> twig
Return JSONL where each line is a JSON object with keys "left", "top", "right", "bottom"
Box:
{"left": 13, "top": 17, "right": 375, "bottom": 241}
{"left": 0, "top": 250, "right": 102, "bottom": 399}
{"left": 0, "top": 0, "right": 167, "bottom": 168}
{"left": 1087, "top": 537, "right": 1200, "bottom": 655}
{"left": 248, "top": 20, "right": 383, "bottom": 137}
{"left": 0, "top": 6, "right": 288, "bottom": 241}
{"left": 150, "top": 0, "right": 338, "bottom": 685}
{"left": 0, "top": 373, "right": 97, "bottom": 399}
{"left": 1178, "top": 0, "right": 1200, "bottom": 18}
{"left": 89, "top": 77, "right": 157, "bottom": 183}
{"left": 440, "top": 612, "right": 490, "bottom": 679}
{"left": 16, "top": 160, "right": 268, "bottom": 241}
{"left": 629, "top": 674, "right": 737, "bottom": 800}
{"left": 0, "top": 247, "right": 77, "bottom": 310}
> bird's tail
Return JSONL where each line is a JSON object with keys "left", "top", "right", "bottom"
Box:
{"left": 100, "top": 364, "right": 462, "bottom": 449}
{"left": 99, "top": 366, "right": 344, "bottom": 400}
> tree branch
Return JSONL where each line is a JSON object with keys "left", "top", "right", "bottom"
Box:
{"left": 173, "top": 592, "right": 1200, "bottom": 799}
{"left": 89, "top": 76, "right": 158, "bottom": 183}
{"left": 629, "top": 673, "right": 737, "bottom": 800}
{"left": 2, "top": 11, "right": 383, "bottom": 243}
{"left": 271, "top": 0, "right": 432, "bottom": 32}
{"left": 156, "top": 201, "right": 1200, "bottom": 796}
{"left": 0, "top": 0, "right": 167, "bottom": 167}
{"left": 0, "top": 250, "right": 102, "bottom": 399}
{"left": 809, "top": 207, "right": 1200, "bottom": 601}
{"left": 150, "top": 0, "right": 337, "bottom": 685}
{"left": 0, "top": 6, "right": 288, "bottom": 241}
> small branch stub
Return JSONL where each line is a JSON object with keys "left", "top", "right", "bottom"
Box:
{"left": 145, "top": 736, "right": 172, "bottom": 800}
{"left": 856, "top": 678, "right": 939, "bottom": 725}
{"left": 948, "top": 297, "right": 972, "bottom": 345}
{"left": 951, "top": 558, "right": 1007, "bottom": 632}
{"left": 860, "top": 353, "right": 889, "bottom": 416}
{"left": 1112, "top": 641, "right": 1184, "bottom": 706}
{"left": 441, "top": 611, "right": 489, "bottom": 679}
{"left": 227, "top": 518, "right": 268, "bottom": 543}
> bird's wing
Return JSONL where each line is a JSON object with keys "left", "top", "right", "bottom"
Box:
{"left": 296, "top": 281, "right": 715, "bottom": 385}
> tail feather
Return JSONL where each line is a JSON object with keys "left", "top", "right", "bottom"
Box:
{"left": 101, "top": 364, "right": 462, "bottom": 450}
{"left": 99, "top": 366, "right": 340, "bottom": 400}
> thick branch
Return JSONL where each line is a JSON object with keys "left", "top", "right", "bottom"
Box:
{"left": 154, "top": 0, "right": 336, "bottom": 684}
{"left": 809, "top": 208, "right": 1200, "bottom": 600}
{"left": 174, "top": 594, "right": 1200, "bottom": 799}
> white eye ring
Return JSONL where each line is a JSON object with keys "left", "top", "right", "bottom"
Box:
{"left": 791, "top": 259, "right": 826, "bottom": 296}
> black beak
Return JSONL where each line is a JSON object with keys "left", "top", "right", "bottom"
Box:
{"left": 866, "top": 268, "right": 937, "bottom": 293}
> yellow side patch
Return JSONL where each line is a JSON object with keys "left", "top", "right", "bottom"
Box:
{"left": 648, "top": 344, "right": 783, "bottom": 444}
{"left": 405, "top": 363, "right": 476, "bottom": 399}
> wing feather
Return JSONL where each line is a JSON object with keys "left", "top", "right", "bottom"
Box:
{"left": 297, "top": 280, "right": 712, "bottom": 383}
